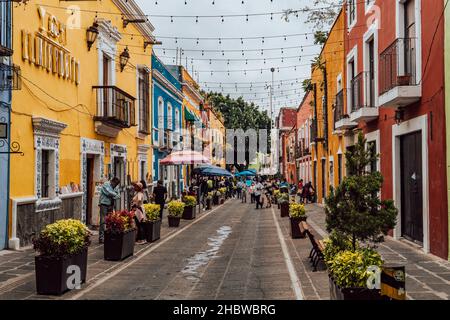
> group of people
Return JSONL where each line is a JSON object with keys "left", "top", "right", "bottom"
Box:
{"left": 98, "top": 178, "right": 169, "bottom": 245}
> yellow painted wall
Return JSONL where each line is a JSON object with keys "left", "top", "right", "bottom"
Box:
{"left": 10, "top": 1, "right": 153, "bottom": 201}
{"left": 311, "top": 10, "right": 346, "bottom": 203}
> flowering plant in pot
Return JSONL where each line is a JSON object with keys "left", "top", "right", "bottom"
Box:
{"left": 168, "top": 200, "right": 185, "bottom": 227}
{"left": 143, "top": 204, "right": 162, "bottom": 243}
{"left": 182, "top": 195, "right": 197, "bottom": 220}
{"left": 325, "top": 133, "right": 398, "bottom": 300}
{"left": 289, "top": 203, "right": 307, "bottom": 238}
{"left": 273, "top": 189, "right": 280, "bottom": 204}
{"left": 213, "top": 190, "right": 221, "bottom": 205}
{"left": 278, "top": 193, "right": 290, "bottom": 217}
{"left": 104, "top": 210, "right": 137, "bottom": 261}
{"left": 206, "top": 192, "right": 213, "bottom": 209}
{"left": 33, "top": 219, "right": 90, "bottom": 295}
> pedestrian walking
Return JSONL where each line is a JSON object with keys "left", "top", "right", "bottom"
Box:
{"left": 98, "top": 177, "right": 121, "bottom": 244}
{"left": 131, "top": 182, "right": 146, "bottom": 245}
{"left": 255, "top": 180, "right": 264, "bottom": 209}
{"left": 153, "top": 180, "right": 168, "bottom": 220}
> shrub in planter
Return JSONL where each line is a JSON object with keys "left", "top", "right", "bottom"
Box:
{"left": 328, "top": 249, "right": 383, "bottom": 300}
{"left": 33, "top": 219, "right": 90, "bottom": 295}
{"left": 289, "top": 203, "right": 307, "bottom": 238}
{"left": 273, "top": 190, "right": 280, "bottom": 204}
{"left": 206, "top": 192, "right": 213, "bottom": 210}
{"left": 213, "top": 190, "right": 221, "bottom": 205}
{"left": 182, "top": 195, "right": 197, "bottom": 220}
{"left": 325, "top": 133, "right": 398, "bottom": 299}
{"left": 104, "top": 211, "right": 137, "bottom": 261}
{"left": 143, "top": 204, "right": 162, "bottom": 243}
{"left": 278, "top": 193, "right": 290, "bottom": 217}
{"left": 168, "top": 200, "right": 185, "bottom": 227}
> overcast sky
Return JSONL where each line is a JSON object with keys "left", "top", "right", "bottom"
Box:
{"left": 135, "top": 0, "right": 330, "bottom": 117}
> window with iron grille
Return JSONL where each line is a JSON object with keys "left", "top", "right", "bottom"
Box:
{"left": 41, "top": 150, "right": 50, "bottom": 199}
{"left": 138, "top": 69, "right": 150, "bottom": 134}
{"left": 348, "top": 0, "right": 357, "bottom": 27}
{"left": 0, "top": 1, "right": 12, "bottom": 56}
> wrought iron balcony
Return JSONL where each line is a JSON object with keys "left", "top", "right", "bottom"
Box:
{"left": 0, "top": 63, "right": 21, "bottom": 91}
{"left": 379, "top": 38, "right": 421, "bottom": 108}
{"left": 334, "top": 90, "right": 356, "bottom": 131}
{"left": 93, "top": 86, "right": 136, "bottom": 137}
{"left": 349, "top": 72, "right": 378, "bottom": 122}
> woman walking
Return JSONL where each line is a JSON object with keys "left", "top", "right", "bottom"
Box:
{"left": 131, "top": 182, "right": 146, "bottom": 245}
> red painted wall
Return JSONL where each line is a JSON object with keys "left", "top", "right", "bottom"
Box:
{"left": 345, "top": 0, "right": 448, "bottom": 259}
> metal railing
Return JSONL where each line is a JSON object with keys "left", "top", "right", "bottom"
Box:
{"left": 93, "top": 86, "right": 136, "bottom": 128}
{"left": 333, "top": 90, "right": 345, "bottom": 129}
{"left": 350, "top": 71, "right": 376, "bottom": 113}
{"left": 380, "top": 38, "right": 417, "bottom": 94}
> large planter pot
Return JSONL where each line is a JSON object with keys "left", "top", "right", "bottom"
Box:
{"left": 182, "top": 206, "right": 196, "bottom": 220}
{"left": 168, "top": 216, "right": 181, "bottom": 227}
{"left": 104, "top": 229, "right": 137, "bottom": 261}
{"left": 35, "top": 248, "right": 88, "bottom": 296}
{"left": 143, "top": 220, "right": 161, "bottom": 243}
{"left": 206, "top": 198, "right": 212, "bottom": 210}
{"left": 213, "top": 195, "right": 220, "bottom": 205}
{"left": 290, "top": 216, "right": 307, "bottom": 239}
{"left": 329, "top": 276, "right": 382, "bottom": 300}
{"left": 220, "top": 197, "right": 225, "bottom": 204}
{"left": 280, "top": 202, "right": 289, "bottom": 217}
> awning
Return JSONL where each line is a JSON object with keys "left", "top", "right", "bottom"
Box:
{"left": 185, "top": 107, "right": 201, "bottom": 122}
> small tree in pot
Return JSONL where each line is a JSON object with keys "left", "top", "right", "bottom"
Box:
{"left": 104, "top": 210, "right": 137, "bottom": 261}
{"left": 205, "top": 192, "right": 213, "bottom": 210}
{"left": 168, "top": 200, "right": 185, "bottom": 227}
{"left": 219, "top": 187, "right": 227, "bottom": 203}
{"left": 289, "top": 203, "right": 307, "bottom": 238}
{"left": 143, "top": 204, "right": 162, "bottom": 243}
{"left": 325, "top": 132, "right": 398, "bottom": 300}
{"left": 33, "top": 219, "right": 91, "bottom": 295}
{"left": 182, "top": 195, "right": 197, "bottom": 220}
{"left": 278, "top": 193, "right": 290, "bottom": 217}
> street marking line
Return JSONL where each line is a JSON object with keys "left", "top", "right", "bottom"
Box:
{"left": 69, "top": 204, "right": 224, "bottom": 300}
{"left": 270, "top": 207, "right": 304, "bottom": 300}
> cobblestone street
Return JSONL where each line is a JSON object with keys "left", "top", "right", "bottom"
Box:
{"left": 0, "top": 200, "right": 449, "bottom": 300}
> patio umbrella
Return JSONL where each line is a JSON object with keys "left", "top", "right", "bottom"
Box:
{"left": 201, "top": 166, "right": 233, "bottom": 177}
{"left": 159, "top": 150, "right": 210, "bottom": 165}
{"left": 239, "top": 170, "right": 256, "bottom": 177}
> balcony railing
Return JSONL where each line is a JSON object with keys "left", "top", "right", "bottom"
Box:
{"left": 93, "top": 86, "right": 136, "bottom": 128}
{"left": 0, "top": 63, "right": 21, "bottom": 91}
{"left": 350, "top": 71, "right": 376, "bottom": 113}
{"left": 380, "top": 38, "right": 417, "bottom": 95}
{"left": 333, "top": 90, "right": 345, "bottom": 129}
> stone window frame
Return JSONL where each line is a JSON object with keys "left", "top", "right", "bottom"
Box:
{"left": 32, "top": 117, "right": 67, "bottom": 212}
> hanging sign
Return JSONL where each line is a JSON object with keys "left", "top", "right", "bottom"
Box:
{"left": 0, "top": 122, "right": 7, "bottom": 139}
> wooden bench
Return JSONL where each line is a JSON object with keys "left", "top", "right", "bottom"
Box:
{"left": 304, "top": 225, "right": 325, "bottom": 272}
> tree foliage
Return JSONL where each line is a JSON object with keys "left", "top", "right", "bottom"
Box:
{"left": 302, "top": 0, "right": 342, "bottom": 32}
{"left": 325, "top": 132, "right": 398, "bottom": 251}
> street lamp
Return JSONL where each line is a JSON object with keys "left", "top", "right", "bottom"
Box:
{"left": 119, "top": 47, "right": 130, "bottom": 72}
{"left": 86, "top": 22, "right": 99, "bottom": 51}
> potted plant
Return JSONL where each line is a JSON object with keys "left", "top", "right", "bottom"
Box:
{"left": 33, "top": 219, "right": 90, "bottom": 295}
{"left": 278, "top": 193, "right": 290, "bottom": 217}
{"left": 325, "top": 132, "right": 398, "bottom": 300}
{"left": 219, "top": 187, "right": 227, "bottom": 203}
{"left": 289, "top": 203, "right": 307, "bottom": 238}
{"left": 182, "top": 195, "right": 197, "bottom": 220}
{"left": 213, "top": 190, "right": 221, "bottom": 205}
{"left": 168, "top": 200, "right": 185, "bottom": 227}
{"left": 397, "top": 74, "right": 411, "bottom": 86}
{"left": 206, "top": 192, "right": 213, "bottom": 210}
{"left": 143, "top": 204, "right": 162, "bottom": 243}
{"left": 273, "top": 189, "right": 280, "bottom": 205}
{"left": 104, "top": 210, "right": 137, "bottom": 261}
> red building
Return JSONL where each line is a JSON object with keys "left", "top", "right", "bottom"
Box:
{"left": 296, "top": 92, "right": 313, "bottom": 185}
{"left": 343, "top": 0, "right": 447, "bottom": 258}
{"left": 276, "top": 107, "right": 297, "bottom": 178}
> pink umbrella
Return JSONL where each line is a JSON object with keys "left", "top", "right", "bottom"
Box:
{"left": 159, "top": 150, "right": 211, "bottom": 165}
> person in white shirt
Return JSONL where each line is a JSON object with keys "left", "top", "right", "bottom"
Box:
{"left": 254, "top": 180, "right": 264, "bottom": 209}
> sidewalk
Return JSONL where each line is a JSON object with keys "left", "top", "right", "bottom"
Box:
{"left": 305, "top": 204, "right": 450, "bottom": 300}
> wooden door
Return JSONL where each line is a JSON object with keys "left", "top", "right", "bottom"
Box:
{"left": 400, "top": 131, "right": 423, "bottom": 243}
{"left": 86, "top": 155, "right": 94, "bottom": 226}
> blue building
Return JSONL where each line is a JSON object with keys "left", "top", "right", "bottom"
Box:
{"left": 151, "top": 54, "right": 184, "bottom": 197}
{"left": 0, "top": 0, "right": 15, "bottom": 249}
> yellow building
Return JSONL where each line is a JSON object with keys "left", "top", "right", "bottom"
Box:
{"left": 9, "top": 0, "right": 156, "bottom": 249}
{"left": 310, "top": 9, "right": 347, "bottom": 204}
{"left": 205, "top": 104, "right": 226, "bottom": 168}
